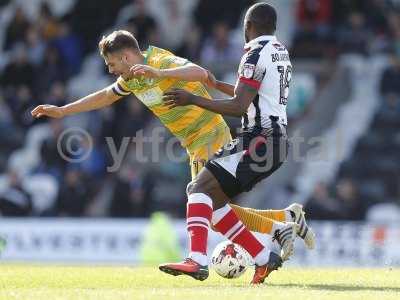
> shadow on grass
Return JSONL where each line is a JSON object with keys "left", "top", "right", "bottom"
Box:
{"left": 267, "top": 283, "right": 400, "bottom": 292}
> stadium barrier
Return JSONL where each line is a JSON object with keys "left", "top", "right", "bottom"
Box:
{"left": 0, "top": 218, "right": 398, "bottom": 267}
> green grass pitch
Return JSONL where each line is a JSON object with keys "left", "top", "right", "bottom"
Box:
{"left": 0, "top": 265, "right": 399, "bottom": 300}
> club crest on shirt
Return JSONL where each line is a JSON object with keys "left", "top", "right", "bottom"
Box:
{"left": 242, "top": 63, "right": 255, "bottom": 79}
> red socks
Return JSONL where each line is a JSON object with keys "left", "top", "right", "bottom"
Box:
{"left": 186, "top": 195, "right": 269, "bottom": 266}
{"left": 187, "top": 193, "right": 213, "bottom": 265}
{"left": 212, "top": 204, "right": 267, "bottom": 263}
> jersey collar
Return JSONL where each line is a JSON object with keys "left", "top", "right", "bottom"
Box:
{"left": 244, "top": 35, "right": 276, "bottom": 50}
{"left": 143, "top": 45, "right": 153, "bottom": 65}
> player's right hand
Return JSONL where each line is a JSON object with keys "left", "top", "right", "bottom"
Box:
{"left": 129, "top": 64, "right": 160, "bottom": 78}
{"left": 31, "top": 104, "right": 65, "bottom": 119}
{"left": 204, "top": 70, "right": 217, "bottom": 89}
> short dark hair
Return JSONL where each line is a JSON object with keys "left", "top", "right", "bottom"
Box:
{"left": 98, "top": 30, "right": 140, "bottom": 57}
{"left": 246, "top": 3, "right": 277, "bottom": 34}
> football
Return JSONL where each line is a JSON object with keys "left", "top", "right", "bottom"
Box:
{"left": 211, "top": 241, "right": 250, "bottom": 279}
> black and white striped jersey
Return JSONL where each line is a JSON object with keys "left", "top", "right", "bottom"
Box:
{"left": 238, "top": 35, "right": 292, "bottom": 129}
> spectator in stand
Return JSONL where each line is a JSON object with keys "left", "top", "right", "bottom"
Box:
{"left": 305, "top": 182, "right": 344, "bottom": 220}
{"left": 306, "top": 179, "right": 366, "bottom": 220}
{"left": 193, "top": 0, "right": 255, "bottom": 36}
{"left": 381, "top": 53, "right": 400, "bottom": 96}
{"left": 70, "top": 0, "right": 127, "bottom": 54}
{"left": 292, "top": 0, "right": 334, "bottom": 58}
{"left": 96, "top": 93, "right": 149, "bottom": 152}
{"left": 331, "top": 0, "right": 366, "bottom": 27}
{"left": 380, "top": 53, "right": 400, "bottom": 116}
{"left": 0, "top": 169, "right": 33, "bottom": 216}
{"left": 395, "top": 177, "right": 400, "bottom": 207}
{"left": 337, "top": 12, "right": 370, "bottom": 56}
{"left": 109, "top": 168, "right": 146, "bottom": 218}
{"left": 109, "top": 172, "right": 132, "bottom": 217}
{"left": 395, "top": 23, "right": 400, "bottom": 51}
{"left": 147, "top": 0, "right": 195, "bottom": 51}
{"left": 3, "top": 6, "right": 30, "bottom": 51}
{"left": 38, "top": 119, "right": 67, "bottom": 180}
{"left": 1, "top": 45, "right": 35, "bottom": 90}
{"left": 200, "top": 21, "right": 242, "bottom": 78}
{"left": 0, "top": 95, "right": 21, "bottom": 157}
{"left": 335, "top": 178, "right": 366, "bottom": 220}
{"left": 388, "top": 14, "right": 400, "bottom": 55}
{"left": 4, "top": 85, "right": 36, "bottom": 129}
{"left": 125, "top": 0, "right": 159, "bottom": 49}
{"left": 37, "top": 2, "right": 61, "bottom": 41}
{"left": 56, "top": 168, "right": 91, "bottom": 216}
{"left": 25, "top": 26, "right": 46, "bottom": 66}
{"left": 114, "top": 96, "right": 149, "bottom": 140}
{"left": 34, "top": 46, "right": 67, "bottom": 95}
{"left": 43, "top": 81, "right": 68, "bottom": 108}
{"left": 52, "top": 22, "right": 83, "bottom": 76}
{"left": 176, "top": 23, "right": 202, "bottom": 63}
{"left": 364, "top": 0, "right": 389, "bottom": 35}
{"left": 74, "top": 138, "right": 107, "bottom": 181}
{"left": 297, "top": 0, "right": 332, "bottom": 32}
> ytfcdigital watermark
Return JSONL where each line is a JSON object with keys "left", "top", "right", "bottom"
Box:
{"left": 57, "top": 126, "right": 345, "bottom": 173}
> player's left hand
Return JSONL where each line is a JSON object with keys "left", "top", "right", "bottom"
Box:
{"left": 162, "top": 89, "right": 194, "bottom": 109}
{"left": 129, "top": 64, "right": 160, "bottom": 78}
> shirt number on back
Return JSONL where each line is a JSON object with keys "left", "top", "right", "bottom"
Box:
{"left": 277, "top": 65, "right": 292, "bottom": 105}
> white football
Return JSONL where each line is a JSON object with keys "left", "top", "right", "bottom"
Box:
{"left": 211, "top": 241, "right": 250, "bottom": 279}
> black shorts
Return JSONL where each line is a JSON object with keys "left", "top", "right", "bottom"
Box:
{"left": 205, "top": 122, "right": 288, "bottom": 198}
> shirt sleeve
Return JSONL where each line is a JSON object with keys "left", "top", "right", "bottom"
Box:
{"left": 158, "top": 54, "right": 190, "bottom": 70}
{"left": 238, "top": 47, "right": 266, "bottom": 90}
{"left": 111, "top": 76, "right": 132, "bottom": 97}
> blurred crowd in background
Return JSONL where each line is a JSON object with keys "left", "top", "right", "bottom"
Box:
{"left": 0, "top": 0, "right": 399, "bottom": 220}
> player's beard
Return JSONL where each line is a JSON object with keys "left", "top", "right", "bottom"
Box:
{"left": 119, "top": 56, "right": 132, "bottom": 79}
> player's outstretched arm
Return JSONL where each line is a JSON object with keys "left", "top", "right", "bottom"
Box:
{"left": 31, "top": 85, "right": 122, "bottom": 119}
{"left": 163, "top": 82, "right": 256, "bottom": 117}
{"left": 129, "top": 63, "right": 208, "bottom": 82}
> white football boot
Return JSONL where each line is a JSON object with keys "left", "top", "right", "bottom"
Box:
{"left": 286, "top": 203, "right": 315, "bottom": 250}
{"left": 272, "top": 222, "right": 299, "bottom": 261}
